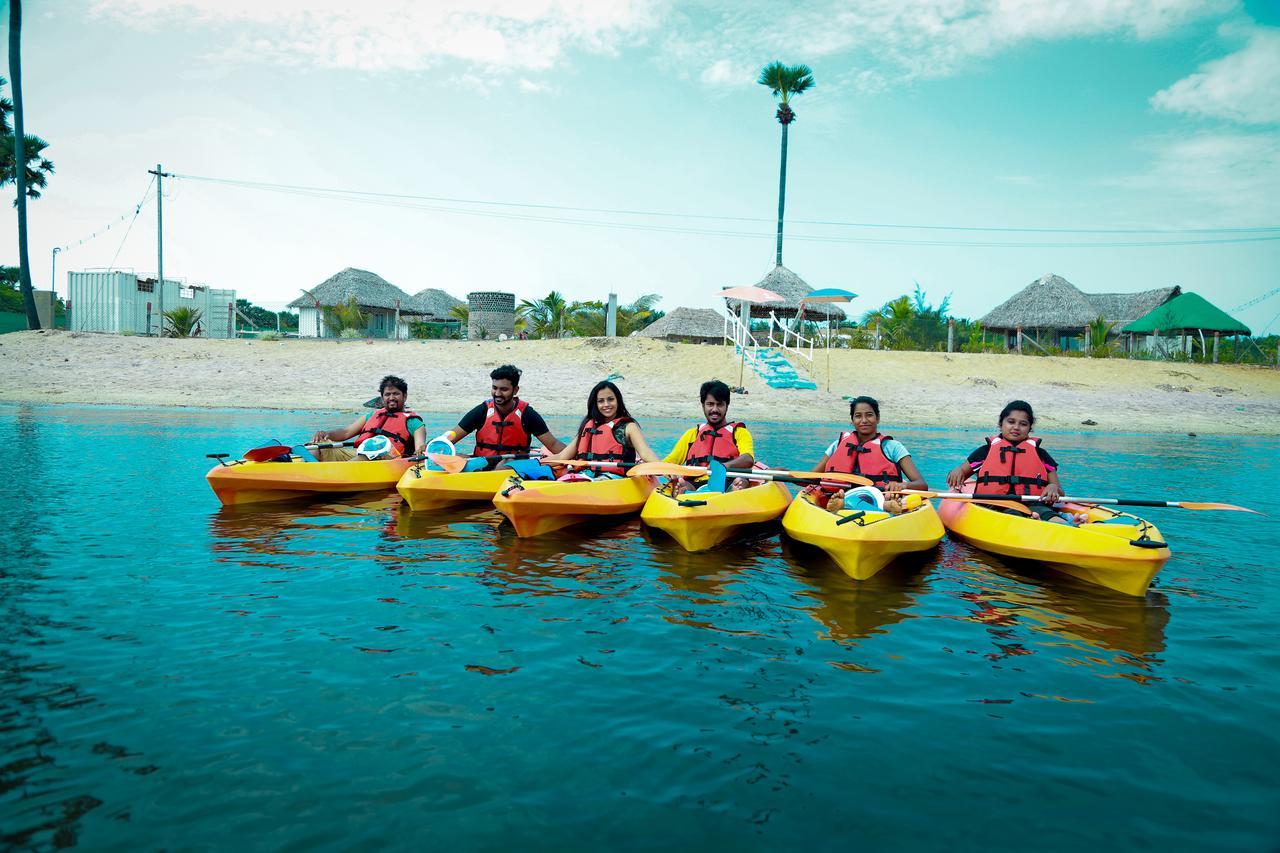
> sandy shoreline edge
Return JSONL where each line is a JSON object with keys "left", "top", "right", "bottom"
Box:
{"left": 2, "top": 331, "right": 1278, "bottom": 436}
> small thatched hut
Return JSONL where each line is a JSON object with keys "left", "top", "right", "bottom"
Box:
{"left": 980, "top": 273, "right": 1179, "bottom": 351}
{"left": 290, "top": 267, "right": 426, "bottom": 339}
{"left": 412, "top": 288, "right": 464, "bottom": 320}
{"left": 724, "top": 264, "right": 844, "bottom": 321}
{"left": 637, "top": 307, "right": 726, "bottom": 344}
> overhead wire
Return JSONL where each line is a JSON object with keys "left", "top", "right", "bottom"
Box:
{"left": 104, "top": 175, "right": 156, "bottom": 270}
{"left": 55, "top": 175, "right": 155, "bottom": 254}
{"left": 170, "top": 172, "right": 1280, "bottom": 249}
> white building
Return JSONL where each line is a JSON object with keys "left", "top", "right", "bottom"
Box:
{"left": 291, "top": 268, "right": 433, "bottom": 339}
{"left": 67, "top": 271, "right": 236, "bottom": 336}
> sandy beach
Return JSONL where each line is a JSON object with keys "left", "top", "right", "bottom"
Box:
{"left": 2, "top": 330, "right": 1278, "bottom": 435}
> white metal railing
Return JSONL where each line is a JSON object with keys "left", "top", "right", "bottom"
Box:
{"left": 765, "top": 311, "right": 815, "bottom": 362}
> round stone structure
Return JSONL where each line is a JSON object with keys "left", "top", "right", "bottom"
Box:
{"left": 467, "top": 291, "right": 515, "bottom": 340}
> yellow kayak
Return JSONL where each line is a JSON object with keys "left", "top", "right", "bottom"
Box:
{"left": 782, "top": 489, "right": 944, "bottom": 581}
{"left": 491, "top": 474, "right": 655, "bottom": 537}
{"left": 641, "top": 480, "right": 792, "bottom": 551}
{"left": 396, "top": 463, "right": 511, "bottom": 511}
{"left": 938, "top": 491, "right": 1171, "bottom": 596}
{"left": 207, "top": 456, "right": 414, "bottom": 507}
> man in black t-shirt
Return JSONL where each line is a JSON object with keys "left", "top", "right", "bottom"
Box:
{"left": 433, "top": 364, "right": 564, "bottom": 468}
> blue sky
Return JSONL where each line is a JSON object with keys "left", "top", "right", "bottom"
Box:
{"left": 6, "top": 0, "right": 1280, "bottom": 332}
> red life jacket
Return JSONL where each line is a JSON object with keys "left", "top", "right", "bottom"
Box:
{"left": 355, "top": 407, "right": 420, "bottom": 456}
{"left": 684, "top": 421, "right": 744, "bottom": 467}
{"left": 474, "top": 399, "right": 532, "bottom": 456}
{"left": 574, "top": 417, "right": 634, "bottom": 475}
{"left": 976, "top": 436, "right": 1049, "bottom": 496}
{"left": 824, "top": 431, "right": 901, "bottom": 485}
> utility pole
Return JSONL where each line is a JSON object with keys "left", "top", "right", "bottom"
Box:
{"left": 148, "top": 164, "right": 171, "bottom": 335}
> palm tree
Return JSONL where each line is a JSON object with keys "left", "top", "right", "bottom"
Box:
{"left": 517, "top": 291, "right": 576, "bottom": 338}
{"left": 758, "top": 61, "right": 815, "bottom": 267}
{"left": 861, "top": 296, "right": 917, "bottom": 350}
{"left": 5, "top": 3, "right": 42, "bottom": 330}
{"left": 163, "top": 306, "right": 203, "bottom": 337}
{"left": 323, "top": 296, "right": 367, "bottom": 337}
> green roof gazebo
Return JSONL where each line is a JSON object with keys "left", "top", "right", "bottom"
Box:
{"left": 1122, "top": 291, "right": 1251, "bottom": 360}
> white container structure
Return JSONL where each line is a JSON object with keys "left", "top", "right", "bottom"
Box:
{"left": 68, "top": 271, "right": 236, "bottom": 337}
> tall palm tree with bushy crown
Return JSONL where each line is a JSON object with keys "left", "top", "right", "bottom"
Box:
{"left": 758, "top": 61, "right": 814, "bottom": 267}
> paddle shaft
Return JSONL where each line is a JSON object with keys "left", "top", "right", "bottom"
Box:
{"left": 907, "top": 490, "right": 1252, "bottom": 512}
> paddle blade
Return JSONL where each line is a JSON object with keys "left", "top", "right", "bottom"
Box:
{"left": 629, "top": 462, "right": 707, "bottom": 478}
{"left": 1177, "top": 502, "right": 1262, "bottom": 513}
{"left": 243, "top": 444, "right": 293, "bottom": 462}
{"left": 427, "top": 453, "right": 466, "bottom": 474}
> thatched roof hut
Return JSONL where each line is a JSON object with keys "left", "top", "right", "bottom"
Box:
{"left": 288, "top": 267, "right": 427, "bottom": 314}
{"left": 980, "top": 273, "right": 1179, "bottom": 332}
{"left": 725, "top": 264, "right": 844, "bottom": 321}
{"left": 412, "top": 288, "right": 464, "bottom": 319}
{"left": 637, "top": 307, "right": 726, "bottom": 343}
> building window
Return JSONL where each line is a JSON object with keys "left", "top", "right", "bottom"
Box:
{"left": 137, "top": 280, "right": 155, "bottom": 293}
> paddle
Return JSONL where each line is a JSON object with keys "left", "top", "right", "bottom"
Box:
{"left": 425, "top": 452, "right": 548, "bottom": 474}
{"left": 627, "top": 462, "right": 872, "bottom": 488}
{"left": 904, "top": 490, "right": 1259, "bottom": 514}
{"left": 242, "top": 441, "right": 354, "bottom": 462}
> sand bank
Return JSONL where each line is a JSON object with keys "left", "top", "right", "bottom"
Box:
{"left": 2, "top": 330, "right": 1278, "bottom": 435}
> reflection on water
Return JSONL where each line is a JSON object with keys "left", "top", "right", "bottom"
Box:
{"left": 4, "top": 405, "right": 1278, "bottom": 849}
{"left": 947, "top": 541, "right": 1170, "bottom": 675}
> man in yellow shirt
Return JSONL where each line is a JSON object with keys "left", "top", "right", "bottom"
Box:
{"left": 665, "top": 380, "right": 755, "bottom": 492}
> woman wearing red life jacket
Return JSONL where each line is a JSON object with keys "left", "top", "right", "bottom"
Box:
{"left": 543, "top": 380, "right": 661, "bottom": 479}
{"left": 809, "top": 395, "right": 927, "bottom": 510}
{"left": 946, "top": 400, "right": 1074, "bottom": 522}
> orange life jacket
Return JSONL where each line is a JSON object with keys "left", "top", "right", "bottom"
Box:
{"left": 355, "top": 407, "right": 420, "bottom": 456}
{"left": 975, "top": 436, "right": 1049, "bottom": 496}
{"left": 684, "top": 421, "right": 744, "bottom": 467}
{"left": 824, "top": 431, "right": 901, "bottom": 485}
{"left": 574, "top": 417, "right": 634, "bottom": 475}
{"left": 474, "top": 399, "right": 532, "bottom": 456}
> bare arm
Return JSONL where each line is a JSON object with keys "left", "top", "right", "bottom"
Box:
{"left": 625, "top": 423, "right": 662, "bottom": 464}
{"left": 812, "top": 453, "right": 831, "bottom": 473}
{"left": 313, "top": 416, "right": 365, "bottom": 445}
{"left": 946, "top": 462, "right": 974, "bottom": 490}
{"left": 409, "top": 424, "right": 427, "bottom": 457}
{"left": 724, "top": 452, "right": 754, "bottom": 470}
{"left": 1041, "top": 470, "right": 1063, "bottom": 503}
{"left": 535, "top": 430, "right": 566, "bottom": 454}
{"left": 891, "top": 456, "right": 928, "bottom": 493}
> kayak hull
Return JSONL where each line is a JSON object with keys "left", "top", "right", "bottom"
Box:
{"left": 782, "top": 490, "right": 944, "bottom": 580}
{"left": 641, "top": 481, "right": 791, "bottom": 551}
{"left": 491, "top": 475, "right": 655, "bottom": 537}
{"left": 207, "top": 457, "right": 414, "bottom": 507}
{"left": 938, "top": 493, "right": 1171, "bottom": 596}
{"left": 397, "top": 465, "right": 511, "bottom": 511}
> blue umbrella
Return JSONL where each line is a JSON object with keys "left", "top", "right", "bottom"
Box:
{"left": 799, "top": 290, "right": 858, "bottom": 392}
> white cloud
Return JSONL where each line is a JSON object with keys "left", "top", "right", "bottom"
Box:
{"left": 700, "top": 59, "right": 751, "bottom": 87}
{"left": 1107, "top": 131, "right": 1280, "bottom": 223}
{"left": 665, "top": 0, "right": 1233, "bottom": 91}
{"left": 90, "top": 0, "right": 665, "bottom": 73}
{"left": 518, "top": 78, "right": 555, "bottom": 93}
{"left": 1151, "top": 28, "right": 1280, "bottom": 125}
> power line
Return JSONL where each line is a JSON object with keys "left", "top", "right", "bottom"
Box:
{"left": 171, "top": 172, "right": 1279, "bottom": 239}
{"left": 54, "top": 178, "right": 154, "bottom": 253}
{"left": 105, "top": 176, "right": 156, "bottom": 270}
{"left": 170, "top": 172, "right": 1280, "bottom": 249}
{"left": 1232, "top": 287, "right": 1280, "bottom": 312}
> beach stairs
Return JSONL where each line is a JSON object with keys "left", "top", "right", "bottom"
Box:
{"left": 740, "top": 346, "right": 818, "bottom": 390}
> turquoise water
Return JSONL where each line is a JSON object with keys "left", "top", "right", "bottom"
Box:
{"left": 2, "top": 403, "right": 1278, "bottom": 850}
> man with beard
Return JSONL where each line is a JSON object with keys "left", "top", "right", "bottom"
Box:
{"left": 435, "top": 364, "right": 565, "bottom": 469}
{"left": 311, "top": 375, "right": 426, "bottom": 461}
{"left": 664, "top": 379, "right": 755, "bottom": 493}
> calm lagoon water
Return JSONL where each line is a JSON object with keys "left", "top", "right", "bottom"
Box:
{"left": 2, "top": 403, "right": 1278, "bottom": 850}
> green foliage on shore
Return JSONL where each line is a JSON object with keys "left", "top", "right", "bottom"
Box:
{"left": 1, "top": 77, "right": 55, "bottom": 204}
{"left": 516, "top": 291, "right": 664, "bottom": 339}
{"left": 236, "top": 298, "right": 297, "bottom": 331}
{"left": 163, "top": 306, "right": 203, "bottom": 337}
{"left": 323, "top": 296, "right": 367, "bottom": 337}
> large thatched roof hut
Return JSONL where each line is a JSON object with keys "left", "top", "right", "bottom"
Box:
{"left": 724, "top": 264, "right": 844, "bottom": 321}
{"left": 289, "top": 267, "right": 426, "bottom": 339}
{"left": 980, "top": 273, "right": 1179, "bottom": 350}
{"left": 412, "top": 287, "right": 464, "bottom": 319}
{"left": 636, "top": 307, "right": 726, "bottom": 343}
